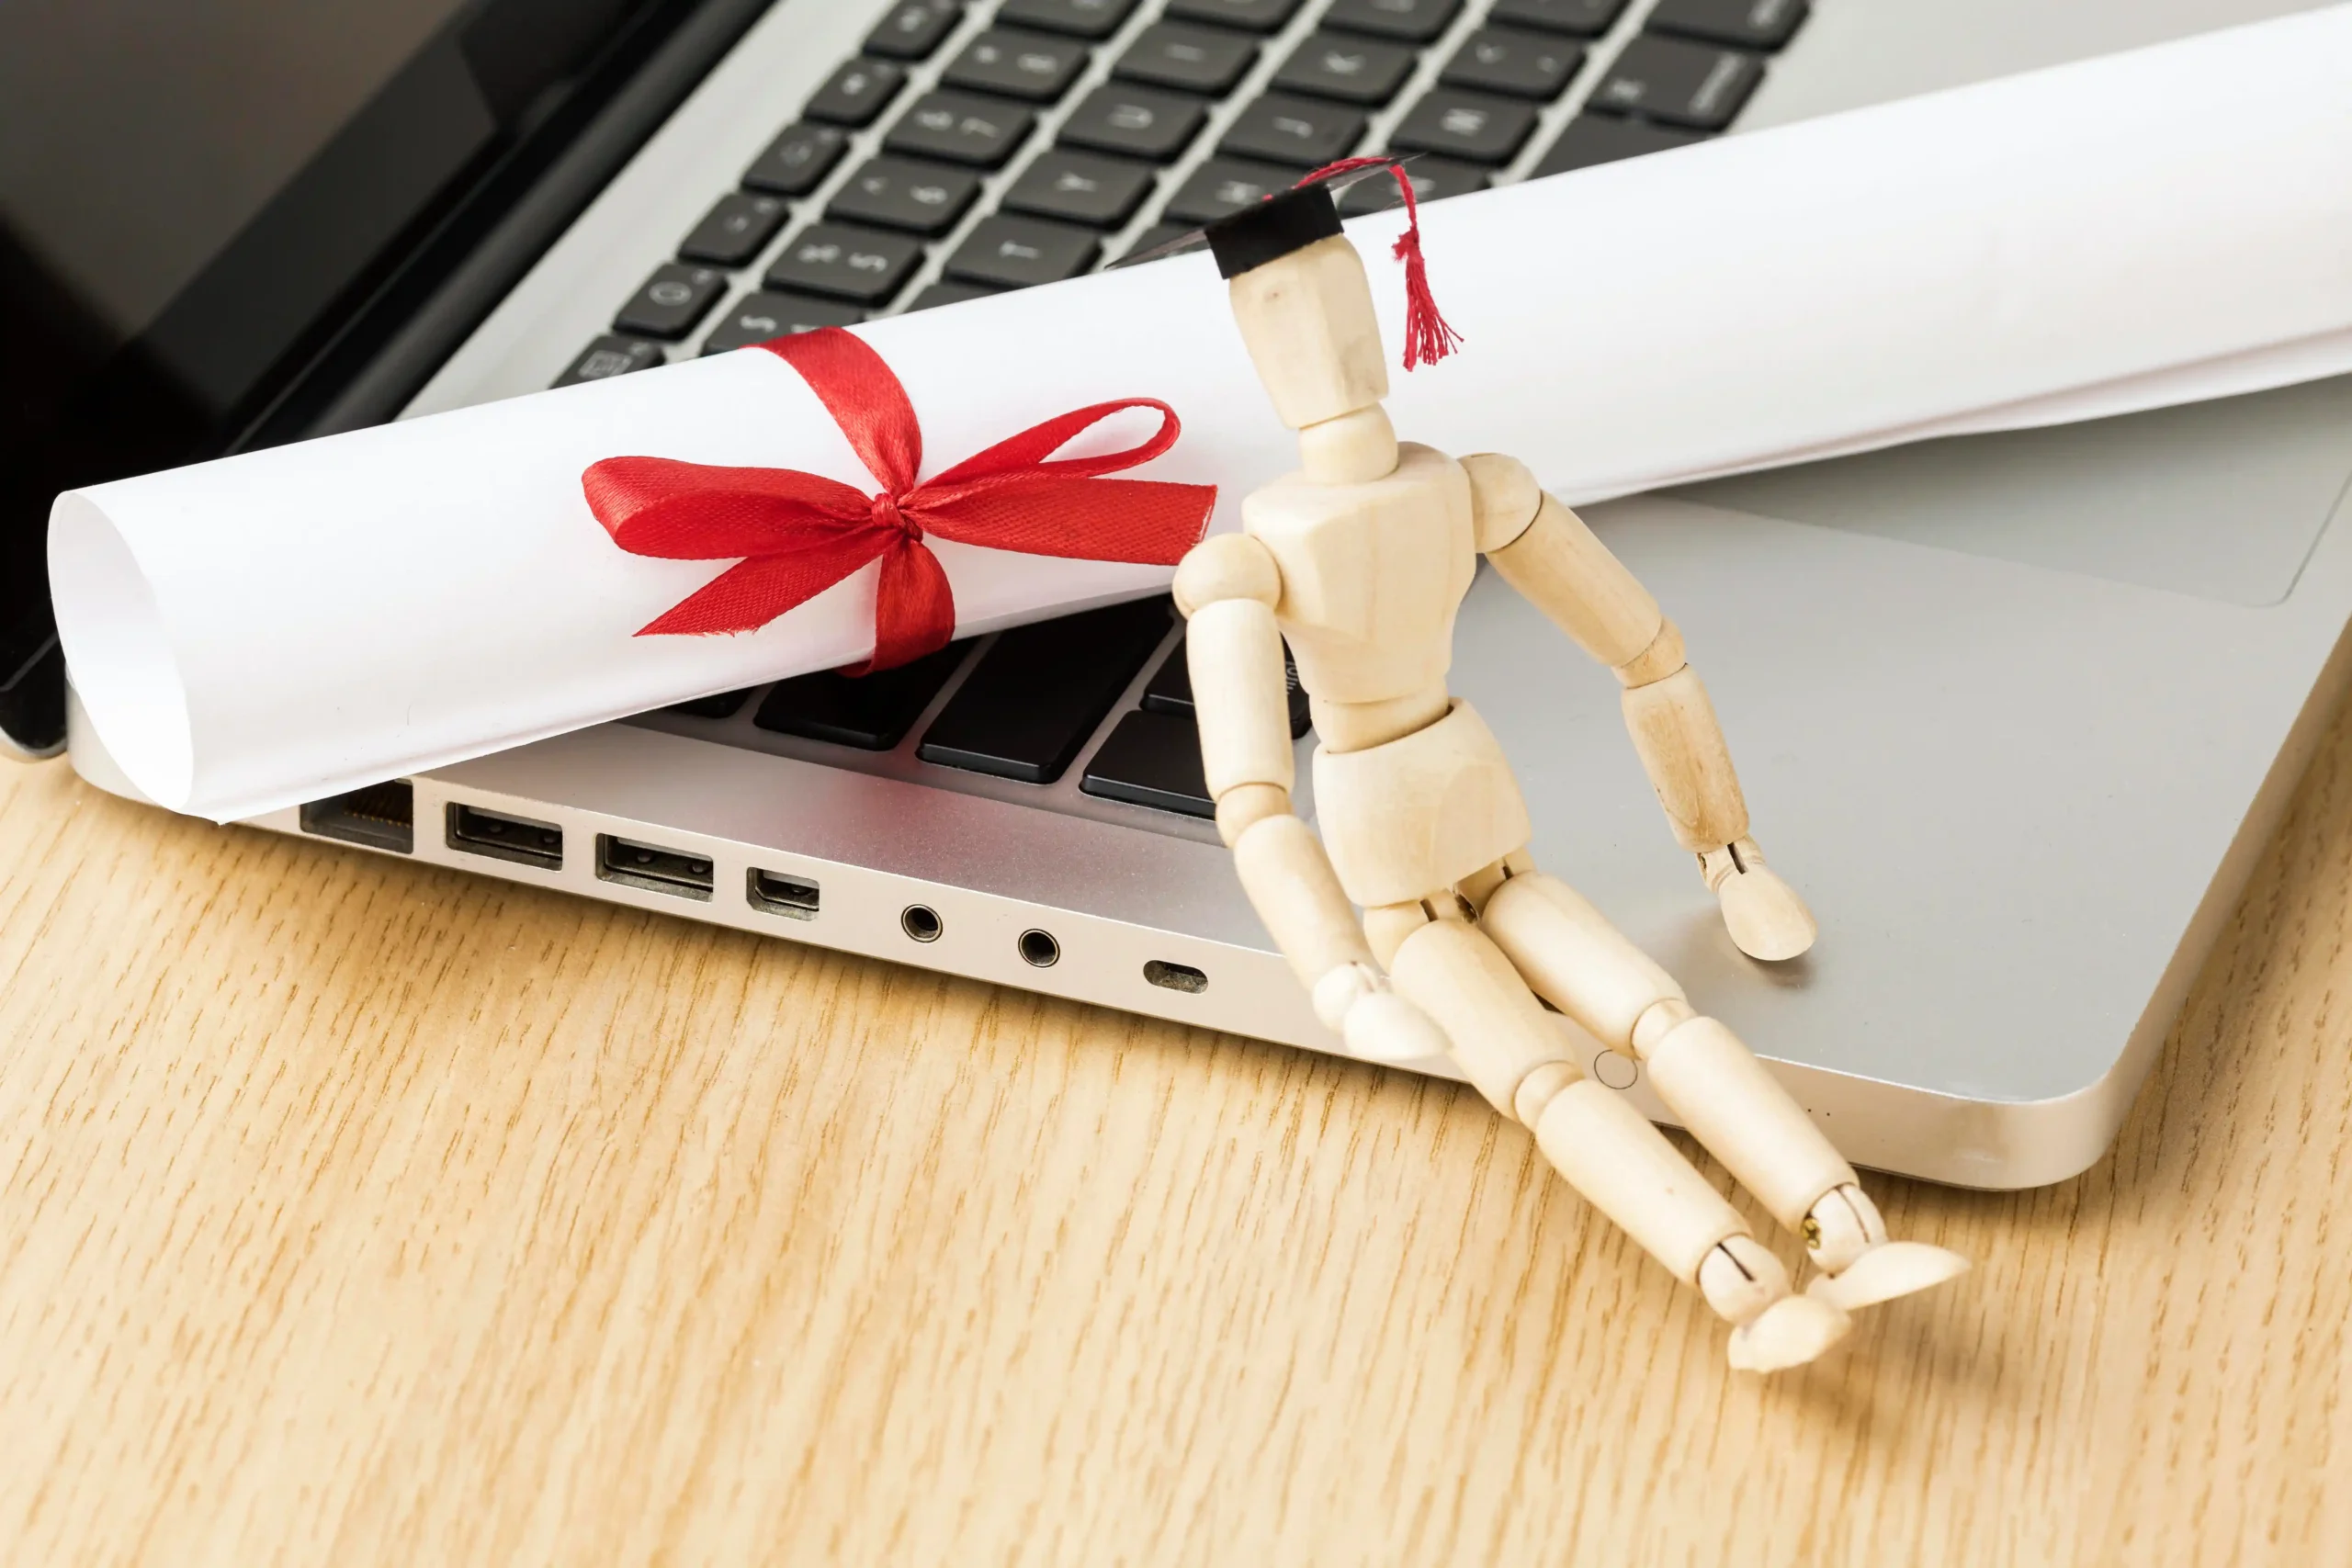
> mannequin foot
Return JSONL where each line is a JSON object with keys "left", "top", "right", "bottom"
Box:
{"left": 1805, "top": 1242, "right": 1972, "bottom": 1312}
{"left": 1701, "top": 838, "right": 1816, "bottom": 962}
{"left": 1801, "top": 1184, "right": 1969, "bottom": 1311}
{"left": 1728, "top": 1294, "right": 1851, "bottom": 1372}
{"left": 1700, "top": 1235, "right": 1850, "bottom": 1373}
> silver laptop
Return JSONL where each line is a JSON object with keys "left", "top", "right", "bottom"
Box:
{"left": 17, "top": 0, "right": 2348, "bottom": 1190}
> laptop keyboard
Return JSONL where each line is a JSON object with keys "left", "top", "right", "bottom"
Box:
{"left": 593, "top": 0, "right": 1808, "bottom": 827}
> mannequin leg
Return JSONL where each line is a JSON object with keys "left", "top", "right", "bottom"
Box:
{"left": 1365, "top": 895, "right": 1849, "bottom": 1371}
{"left": 1467, "top": 860, "right": 1968, "bottom": 1311}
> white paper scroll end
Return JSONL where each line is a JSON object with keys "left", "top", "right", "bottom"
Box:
{"left": 50, "top": 492, "right": 194, "bottom": 811}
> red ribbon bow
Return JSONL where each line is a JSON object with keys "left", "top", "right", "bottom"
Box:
{"left": 582, "top": 328, "right": 1216, "bottom": 673}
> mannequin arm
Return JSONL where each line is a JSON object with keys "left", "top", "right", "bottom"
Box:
{"left": 1174, "top": 535, "right": 1452, "bottom": 1060}
{"left": 1461, "top": 455, "right": 1817, "bottom": 961}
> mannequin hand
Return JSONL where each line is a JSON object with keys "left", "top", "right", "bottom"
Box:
{"left": 1313, "top": 962, "right": 1453, "bottom": 1065}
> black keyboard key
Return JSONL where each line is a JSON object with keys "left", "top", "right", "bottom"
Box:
{"left": 1324, "top": 0, "right": 1463, "bottom": 43}
{"left": 1003, "top": 149, "right": 1156, "bottom": 228}
{"left": 1442, "top": 27, "right": 1585, "bottom": 99}
{"left": 1221, "top": 95, "right": 1367, "bottom": 168}
{"left": 1115, "top": 23, "right": 1260, "bottom": 96}
{"left": 1335, "top": 154, "right": 1488, "bottom": 215}
{"left": 1140, "top": 634, "right": 1311, "bottom": 735}
{"left": 1080, "top": 709, "right": 1214, "bottom": 818}
{"left": 905, "top": 279, "right": 1003, "bottom": 311}
{"left": 679, "top": 192, "right": 791, "bottom": 265}
{"left": 944, "top": 215, "right": 1102, "bottom": 288}
{"left": 919, "top": 599, "right": 1171, "bottom": 783}
{"left": 553, "top": 334, "right": 662, "bottom": 389}
{"left": 763, "top": 223, "right": 924, "bottom": 305}
{"left": 1166, "top": 0, "right": 1306, "bottom": 31}
{"left": 1272, "top": 31, "right": 1419, "bottom": 106}
{"left": 865, "top": 0, "right": 963, "bottom": 60}
{"left": 806, "top": 58, "right": 908, "bottom": 126}
{"left": 1392, "top": 89, "right": 1538, "bottom": 164}
{"left": 1139, "top": 642, "right": 1193, "bottom": 712}
{"left": 944, "top": 28, "right": 1091, "bottom": 101}
{"left": 1119, "top": 221, "right": 1206, "bottom": 264}
{"left": 998, "top": 0, "right": 1139, "bottom": 39}
{"left": 885, "top": 90, "right": 1035, "bottom": 167}
{"left": 1531, "top": 113, "right": 1706, "bottom": 175}
{"left": 614, "top": 264, "right": 728, "bottom": 339}
{"left": 826, "top": 155, "right": 981, "bottom": 234}
{"left": 1647, "top": 0, "right": 1807, "bottom": 51}
{"left": 754, "top": 643, "right": 970, "bottom": 750}
{"left": 743, "top": 122, "right": 849, "bottom": 196}
{"left": 1164, "top": 157, "right": 1298, "bottom": 224}
{"left": 1589, "top": 36, "right": 1763, "bottom": 130}
{"left": 700, "top": 292, "right": 865, "bottom": 355}
{"left": 1490, "top": 0, "right": 1628, "bottom": 35}
{"left": 1059, "top": 84, "right": 1209, "bottom": 162}
{"left": 668, "top": 689, "right": 753, "bottom": 719}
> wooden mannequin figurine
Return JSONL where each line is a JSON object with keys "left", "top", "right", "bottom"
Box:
{"left": 1170, "top": 175, "right": 1967, "bottom": 1371}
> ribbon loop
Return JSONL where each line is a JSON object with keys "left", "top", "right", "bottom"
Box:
{"left": 929, "top": 398, "right": 1184, "bottom": 490}
{"left": 582, "top": 328, "right": 1216, "bottom": 669}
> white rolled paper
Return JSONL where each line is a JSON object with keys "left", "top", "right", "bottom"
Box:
{"left": 51, "top": 6, "right": 2352, "bottom": 822}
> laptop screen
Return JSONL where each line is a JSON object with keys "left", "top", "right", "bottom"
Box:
{"left": 0, "top": 0, "right": 704, "bottom": 735}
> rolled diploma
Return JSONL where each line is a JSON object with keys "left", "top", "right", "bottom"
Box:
{"left": 50, "top": 6, "right": 2352, "bottom": 822}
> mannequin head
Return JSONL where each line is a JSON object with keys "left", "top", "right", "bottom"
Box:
{"left": 1210, "top": 186, "right": 1389, "bottom": 431}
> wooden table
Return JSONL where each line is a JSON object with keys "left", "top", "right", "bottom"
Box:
{"left": 4, "top": 708, "right": 2348, "bottom": 1568}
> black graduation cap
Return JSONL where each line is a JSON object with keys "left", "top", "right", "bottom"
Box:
{"left": 1118, "top": 156, "right": 1463, "bottom": 370}
{"left": 1117, "top": 157, "right": 1416, "bottom": 276}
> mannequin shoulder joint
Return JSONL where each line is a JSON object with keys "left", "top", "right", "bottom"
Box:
{"left": 1460, "top": 453, "right": 1543, "bottom": 554}
{"left": 1174, "top": 532, "right": 1283, "bottom": 617}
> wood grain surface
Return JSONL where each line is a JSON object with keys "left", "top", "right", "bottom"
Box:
{"left": 4, "top": 708, "right": 2349, "bottom": 1567}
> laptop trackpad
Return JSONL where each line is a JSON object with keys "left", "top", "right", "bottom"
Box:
{"left": 1665, "top": 375, "right": 2352, "bottom": 608}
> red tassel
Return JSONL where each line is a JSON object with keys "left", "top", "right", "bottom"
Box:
{"left": 1295, "top": 158, "right": 1463, "bottom": 371}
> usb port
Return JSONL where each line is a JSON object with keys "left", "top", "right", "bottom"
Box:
{"left": 597, "top": 834, "right": 714, "bottom": 900}
{"left": 747, "top": 867, "right": 820, "bottom": 919}
{"left": 300, "top": 780, "right": 414, "bottom": 854}
{"left": 446, "top": 804, "right": 563, "bottom": 871}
